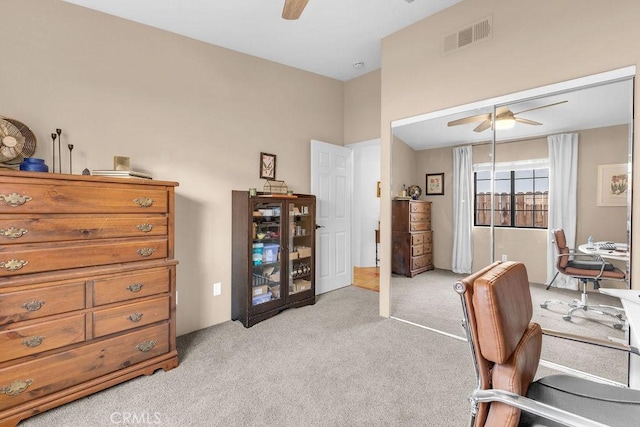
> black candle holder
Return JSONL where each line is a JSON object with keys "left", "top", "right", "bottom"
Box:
{"left": 68, "top": 144, "right": 74, "bottom": 174}
{"left": 50, "top": 133, "right": 57, "bottom": 173}
{"left": 56, "top": 129, "right": 62, "bottom": 173}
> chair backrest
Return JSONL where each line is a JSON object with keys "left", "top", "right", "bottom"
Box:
{"left": 456, "top": 261, "right": 542, "bottom": 427}
{"left": 553, "top": 228, "right": 570, "bottom": 270}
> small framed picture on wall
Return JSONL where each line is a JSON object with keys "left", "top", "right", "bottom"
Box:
{"left": 260, "top": 152, "right": 276, "bottom": 179}
{"left": 426, "top": 173, "right": 445, "bottom": 196}
{"left": 597, "top": 163, "right": 627, "bottom": 206}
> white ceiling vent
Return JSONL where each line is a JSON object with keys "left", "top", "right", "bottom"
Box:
{"left": 443, "top": 15, "right": 493, "bottom": 55}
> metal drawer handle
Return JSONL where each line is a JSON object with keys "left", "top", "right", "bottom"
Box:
{"left": 136, "top": 248, "right": 154, "bottom": 257}
{"left": 133, "top": 197, "right": 154, "bottom": 208}
{"left": 0, "top": 227, "right": 28, "bottom": 239}
{"left": 128, "top": 313, "right": 144, "bottom": 322}
{"left": 135, "top": 340, "right": 156, "bottom": 352}
{"left": 21, "top": 300, "right": 45, "bottom": 311}
{"left": 126, "top": 283, "right": 144, "bottom": 293}
{"left": 22, "top": 336, "right": 45, "bottom": 348}
{"left": 136, "top": 223, "right": 154, "bottom": 233}
{"left": 0, "top": 193, "right": 32, "bottom": 207}
{"left": 0, "top": 259, "right": 28, "bottom": 271}
{"left": 0, "top": 379, "right": 33, "bottom": 396}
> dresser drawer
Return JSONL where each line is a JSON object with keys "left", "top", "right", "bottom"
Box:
{"left": 411, "top": 245, "right": 424, "bottom": 256}
{"left": 0, "top": 214, "right": 168, "bottom": 244}
{"left": 412, "top": 255, "right": 430, "bottom": 270}
{"left": 409, "top": 202, "right": 429, "bottom": 213}
{"left": 93, "top": 268, "right": 170, "bottom": 306}
{"left": 0, "top": 322, "right": 169, "bottom": 410}
{"left": 411, "top": 234, "right": 424, "bottom": 245}
{"left": 93, "top": 296, "right": 170, "bottom": 338}
{"left": 409, "top": 222, "right": 429, "bottom": 232}
{"left": 423, "top": 242, "right": 433, "bottom": 254}
{"left": 0, "top": 282, "right": 85, "bottom": 324}
{"left": 0, "top": 183, "right": 168, "bottom": 214}
{"left": 409, "top": 212, "right": 430, "bottom": 223}
{"left": 0, "top": 238, "right": 168, "bottom": 277}
{"left": 0, "top": 314, "right": 85, "bottom": 363}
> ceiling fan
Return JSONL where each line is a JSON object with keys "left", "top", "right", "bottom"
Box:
{"left": 282, "top": 0, "right": 309, "bottom": 20}
{"left": 447, "top": 100, "right": 568, "bottom": 132}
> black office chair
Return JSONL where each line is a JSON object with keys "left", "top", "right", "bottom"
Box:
{"left": 542, "top": 228, "right": 625, "bottom": 329}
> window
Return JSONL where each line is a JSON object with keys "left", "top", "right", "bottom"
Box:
{"left": 475, "top": 168, "right": 549, "bottom": 228}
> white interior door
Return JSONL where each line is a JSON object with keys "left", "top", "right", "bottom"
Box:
{"left": 311, "top": 140, "right": 352, "bottom": 294}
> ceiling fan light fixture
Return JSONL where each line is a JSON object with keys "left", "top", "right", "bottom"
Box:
{"left": 495, "top": 118, "right": 516, "bottom": 130}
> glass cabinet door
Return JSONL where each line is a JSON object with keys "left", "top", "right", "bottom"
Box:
{"left": 288, "top": 199, "right": 314, "bottom": 297}
{"left": 251, "top": 200, "right": 284, "bottom": 307}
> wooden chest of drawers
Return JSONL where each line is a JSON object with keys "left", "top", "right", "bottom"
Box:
{"left": 391, "top": 200, "right": 434, "bottom": 277}
{"left": 0, "top": 171, "right": 179, "bottom": 427}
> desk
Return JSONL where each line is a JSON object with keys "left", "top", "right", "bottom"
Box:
{"left": 578, "top": 242, "right": 629, "bottom": 262}
{"left": 600, "top": 288, "right": 640, "bottom": 389}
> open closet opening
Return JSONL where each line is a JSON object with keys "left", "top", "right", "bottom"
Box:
{"left": 388, "top": 68, "right": 634, "bottom": 385}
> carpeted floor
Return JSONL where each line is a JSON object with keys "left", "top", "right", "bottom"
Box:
{"left": 19, "top": 286, "right": 482, "bottom": 427}
{"left": 391, "top": 268, "right": 629, "bottom": 384}
{"left": 16, "top": 269, "right": 627, "bottom": 426}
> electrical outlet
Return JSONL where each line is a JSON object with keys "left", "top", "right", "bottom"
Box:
{"left": 213, "top": 282, "right": 222, "bottom": 296}
{"left": 501, "top": 254, "right": 507, "bottom": 261}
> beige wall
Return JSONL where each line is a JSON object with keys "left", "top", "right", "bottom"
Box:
{"left": 391, "top": 135, "right": 417, "bottom": 197}
{"left": 380, "top": 0, "right": 640, "bottom": 315}
{"left": 344, "top": 69, "right": 381, "bottom": 144}
{"left": 415, "top": 146, "right": 453, "bottom": 269}
{"left": 2, "top": 0, "right": 345, "bottom": 335}
{"left": 405, "top": 125, "right": 627, "bottom": 285}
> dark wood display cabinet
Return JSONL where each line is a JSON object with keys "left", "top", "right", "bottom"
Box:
{"left": 232, "top": 191, "right": 316, "bottom": 327}
{"left": 391, "top": 199, "right": 434, "bottom": 277}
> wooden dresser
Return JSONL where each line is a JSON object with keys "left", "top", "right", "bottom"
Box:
{"left": 391, "top": 200, "right": 433, "bottom": 277}
{"left": 0, "top": 171, "right": 179, "bottom": 427}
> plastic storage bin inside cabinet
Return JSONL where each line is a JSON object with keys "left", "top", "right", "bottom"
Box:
{"left": 252, "top": 291, "right": 272, "bottom": 306}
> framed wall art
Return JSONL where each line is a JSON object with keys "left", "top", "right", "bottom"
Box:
{"left": 426, "top": 173, "right": 444, "bottom": 196}
{"left": 597, "top": 163, "right": 628, "bottom": 206}
{"left": 260, "top": 152, "right": 276, "bottom": 180}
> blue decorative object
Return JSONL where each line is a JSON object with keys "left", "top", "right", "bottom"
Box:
{"left": 20, "top": 158, "right": 49, "bottom": 172}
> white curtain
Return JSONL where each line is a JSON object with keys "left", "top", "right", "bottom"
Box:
{"left": 452, "top": 146, "right": 473, "bottom": 273}
{"left": 547, "top": 133, "right": 579, "bottom": 289}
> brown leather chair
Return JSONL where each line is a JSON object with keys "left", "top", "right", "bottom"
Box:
{"left": 455, "top": 261, "right": 640, "bottom": 427}
{"left": 542, "top": 228, "right": 625, "bottom": 329}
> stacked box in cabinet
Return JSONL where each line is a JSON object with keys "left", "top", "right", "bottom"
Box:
{"left": 391, "top": 200, "right": 433, "bottom": 277}
{"left": 231, "top": 191, "right": 316, "bottom": 327}
{"left": 0, "top": 170, "right": 179, "bottom": 427}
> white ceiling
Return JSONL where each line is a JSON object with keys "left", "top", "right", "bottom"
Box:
{"left": 393, "top": 79, "right": 633, "bottom": 150}
{"left": 61, "top": 0, "right": 462, "bottom": 81}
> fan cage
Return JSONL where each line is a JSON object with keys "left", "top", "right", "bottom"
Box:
{"left": 0, "top": 116, "right": 37, "bottom": 166}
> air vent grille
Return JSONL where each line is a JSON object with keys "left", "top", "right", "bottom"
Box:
{"left": 443, "top": 15, "right": 493, "bottom": 55}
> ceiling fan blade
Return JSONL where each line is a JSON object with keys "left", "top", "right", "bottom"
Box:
{"left": 474, "top": 120, "right": 493, "bottom": 132}
{"left": 513, "top": 100, "right": 568, "bottom": 116}
{"left": 447, "top": 113, "right": 491, "bottom": 127}
{"left": 282, "top": 0, "right": 309, "bottom": 20}
{"left": 515, "top": 117, "right": 542, "bottom": 126}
